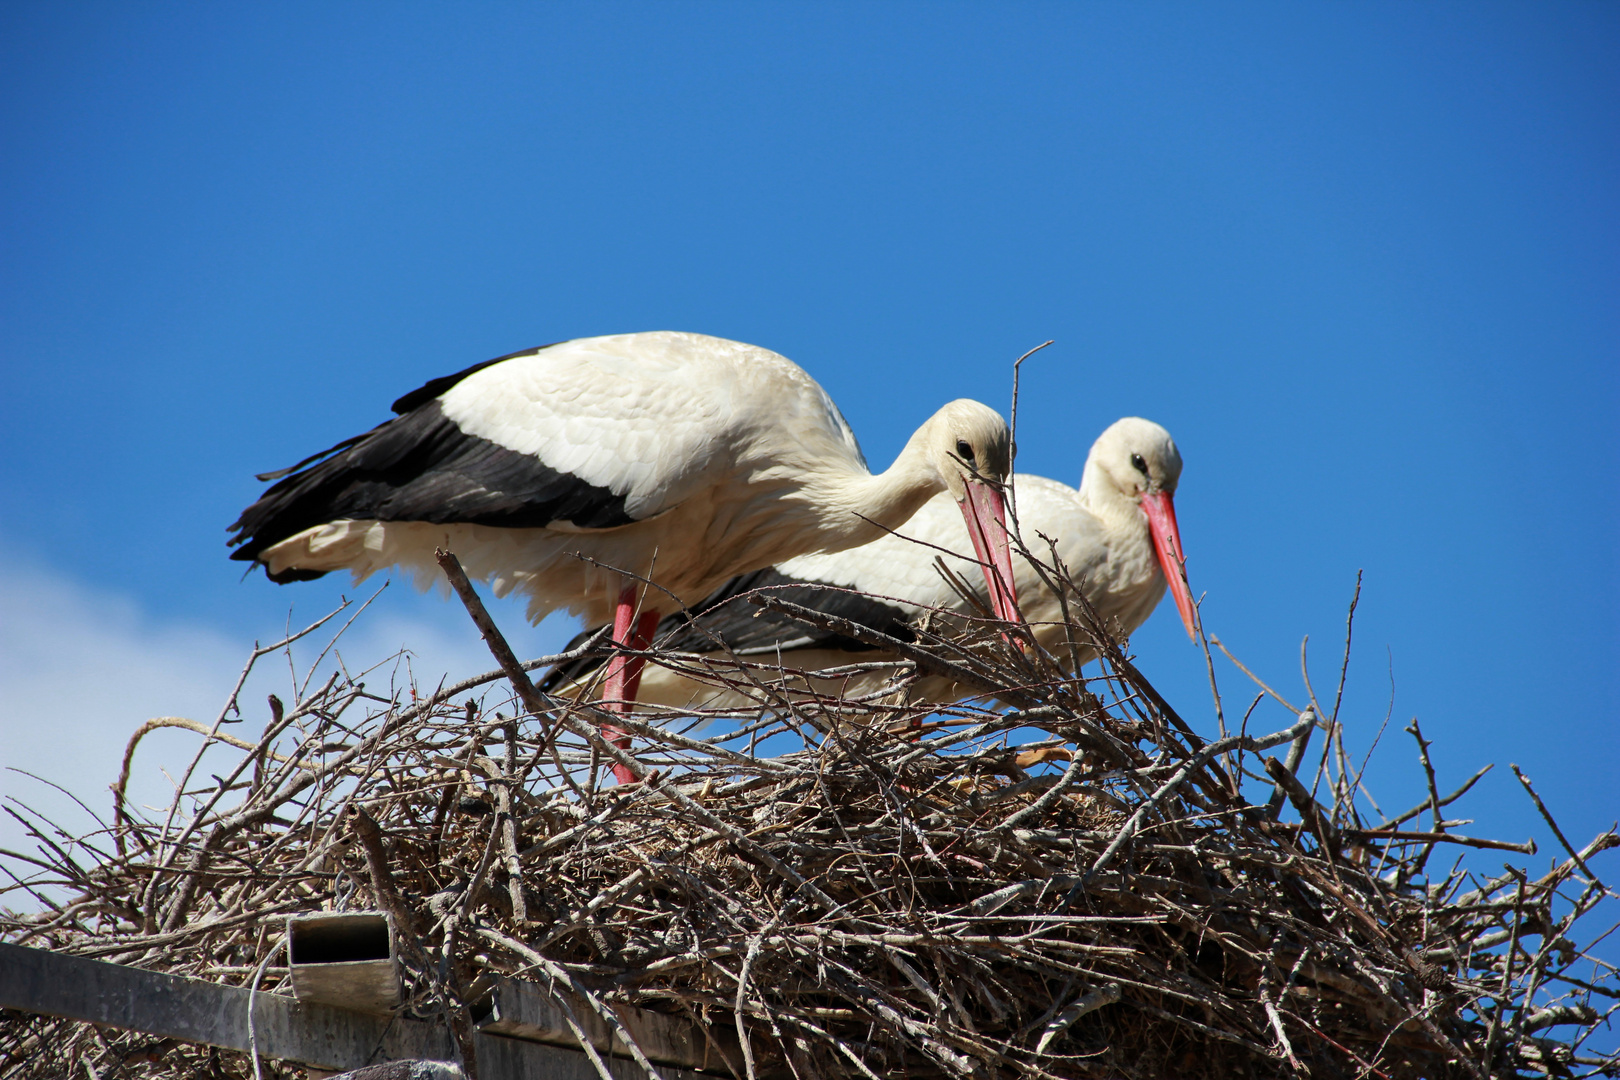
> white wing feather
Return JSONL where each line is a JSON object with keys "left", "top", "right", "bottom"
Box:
{"left": 440, "top": 332, "right": 864, "bottom": 519}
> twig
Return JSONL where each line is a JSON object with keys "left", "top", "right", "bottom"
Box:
{"left": 434, "top": 549, "right": 550, "bottom": 717}
{"left": 1084, "top": 713, "right": 1314, "bottom": 881}
{"left": 1512, "top": 764, "right": 1606, "bottom": 887}
{"left": 1034, "top": 981, "right": 1120, "bottom": 1054}
{"left": 1264, "top": 706, "right": 1317, "bottom": 820}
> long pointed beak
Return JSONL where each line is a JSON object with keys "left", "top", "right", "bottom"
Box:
{"left": 1140, "top": 490, "right": 1198, "bottom": 640}
{"left": 960, "top": 480, "right": 1021, "bottom": 626}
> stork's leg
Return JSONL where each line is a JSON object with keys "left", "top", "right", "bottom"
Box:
{"left": 601, "top": 584, "right": 660, "bottom": 785}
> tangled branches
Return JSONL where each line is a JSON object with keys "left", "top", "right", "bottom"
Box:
{"left": 2, "top": 567, "right": 1616, "bottom": 1079}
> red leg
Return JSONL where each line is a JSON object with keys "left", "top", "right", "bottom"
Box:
{"left": 623, "top": 609, "right": 661, "bottom": 699}
{"left": 600, "top": 585, "right": 660, "bottom": 785}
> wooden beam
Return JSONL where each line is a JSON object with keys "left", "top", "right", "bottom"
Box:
{"left": 0, "top": 942, "right": 450, "bottom": 1069}
{"left": 482, "top": 977, "right": 737, "bottom": 1074}
{"left": 0, "top": 943, "right": 714, "bottom": 1079}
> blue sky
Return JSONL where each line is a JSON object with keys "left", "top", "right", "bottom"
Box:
{"left": 2, "top": 3, "right": 1616, "bottom": 894}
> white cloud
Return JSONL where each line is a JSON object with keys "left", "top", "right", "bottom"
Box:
{"left": 0, "top": 562, "right": 246, "bottom": 868}
{"left": 0, "top": 559, "right": 575, "bottom": 898}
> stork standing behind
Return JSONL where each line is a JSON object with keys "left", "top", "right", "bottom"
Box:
{"left": 228, "top": 331, "right": 1019, "bottom": 780}
{"left": 544, "top": 417, "right": 1194, "bottom": 710}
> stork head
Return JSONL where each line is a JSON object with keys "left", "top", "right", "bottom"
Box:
{"left": 918, "top": 399, "right": 1020, "bottom": 626}
{"left": 1084, "top": 417, "right": 1197, "bottom": 639}
{"left": 921, "top": 399, "right": 1012, "bottom": 499}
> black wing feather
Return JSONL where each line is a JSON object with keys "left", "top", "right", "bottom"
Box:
{"left": 387, "top": 343, "right": 561, "bottom": 415}
{"left": 229, "top": 396, "right": 635, "bottom": 578}
{"left": 538, "top": 568, "right": 915, "bottom": 690}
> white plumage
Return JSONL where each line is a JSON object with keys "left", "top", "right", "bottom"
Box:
{"left": 561, "top": 417, "right": 1195, "bottom": 710}
{"left": 230, "top": 331, "right": 1020, "bottom": 779}
{"left": 436, "top": 335, "right": 851, "bottom": 522}
{"left": 232, "top": 332, "right": 1016, "bottom": 628}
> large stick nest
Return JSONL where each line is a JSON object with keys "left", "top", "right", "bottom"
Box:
{"left": 3, "top": 559, "right": 1617, "bottom": 1080}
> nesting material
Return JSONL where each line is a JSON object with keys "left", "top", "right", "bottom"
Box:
{"left": 2, "top": 565, "right": 1616, "bottom": 1080}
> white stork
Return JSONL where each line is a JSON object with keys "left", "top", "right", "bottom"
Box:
{"left": 543, "top": 417, "right": 1195, "bottom": 710}
{"left": 228, "top": 331, "right": 1019, "bottom": 780}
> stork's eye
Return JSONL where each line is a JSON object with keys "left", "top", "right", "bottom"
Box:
{"left": 1130, "top": 453, "right": 1149, "bottom": 476}
{"left": 956, "top": 440, "right": 976, "bottom": 465}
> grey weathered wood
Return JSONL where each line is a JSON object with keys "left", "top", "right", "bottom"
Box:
{"left": 0, "top": 943, "right": 719, "bottom": 1079}
{"left": 0, "top": 941, "right": 450, "bottom": 1069}
{"left": 481, "top": 977, "right": 736, "bottom": 1074}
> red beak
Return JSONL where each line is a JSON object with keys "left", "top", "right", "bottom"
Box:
{"left": 960, "top": 480, "right": 1022, "bottom": 626}
{"left": 1140, "top": 490, "right": 1198, "bottom": 640}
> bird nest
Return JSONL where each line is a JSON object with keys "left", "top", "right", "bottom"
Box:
{"left": 2, "top": 563, "right": 1617, "bottom": 1080}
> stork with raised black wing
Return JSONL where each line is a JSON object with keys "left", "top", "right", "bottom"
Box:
{"left": 228, "top": 331, "right": 1019, "bottom": 780}
{"left": 542, "top": 417, "right": 1194, "bottom": 710}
